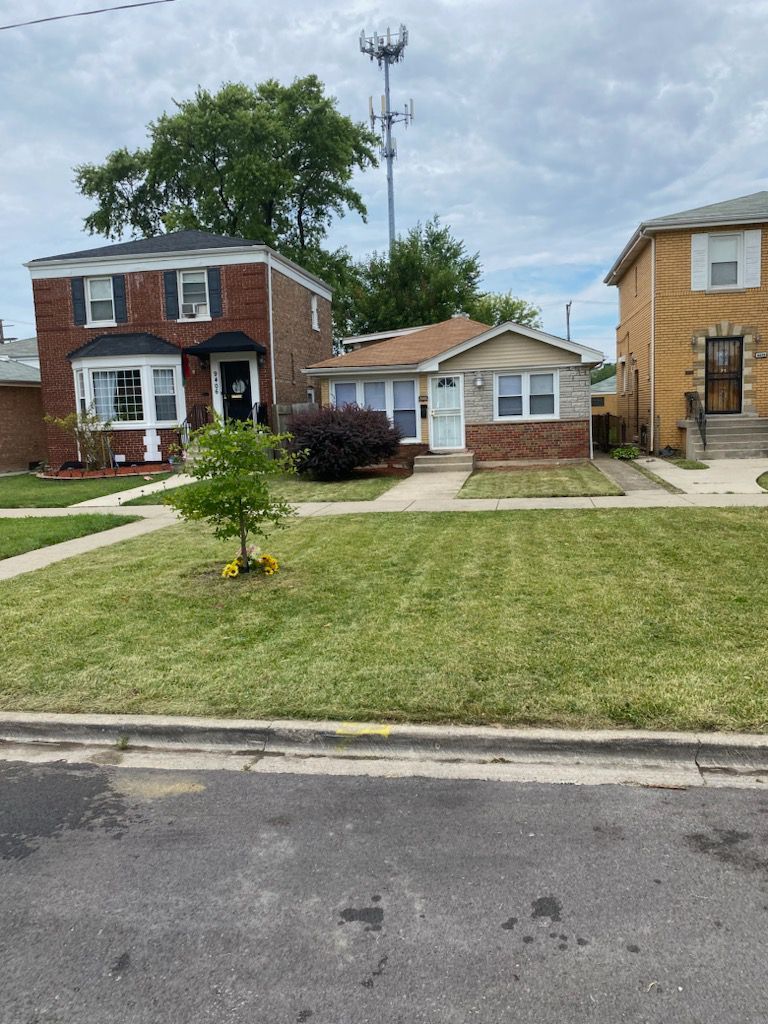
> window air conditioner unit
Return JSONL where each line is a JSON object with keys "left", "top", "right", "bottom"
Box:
{"left": 181, "top": 303, "right": 197, "bottom": 318}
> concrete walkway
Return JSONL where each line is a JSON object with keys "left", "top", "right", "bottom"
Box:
{"left": 378, "top": 469, "right": 472, "bottom": 502}
{"left": 642, "top": 456, "right": 768, "bottom": 494}
{"left": 593, "top": 453, "right": 666, "bottom": 492}
{"left": 0, "top": 512, "right": 177, "bottom": 581}
{"left": 73, "top": 472, "right": 193, "bottom": 507}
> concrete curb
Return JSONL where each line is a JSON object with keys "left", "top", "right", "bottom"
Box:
{"left": 0, "top": 712, "right": 767, "bottom": 772}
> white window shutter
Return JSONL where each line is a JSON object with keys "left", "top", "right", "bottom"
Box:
{"left": 744, "top": 229, "right": 762, "bottom": 288}
{"left": 691, "top": 233, "right": 709, "bottom": 290}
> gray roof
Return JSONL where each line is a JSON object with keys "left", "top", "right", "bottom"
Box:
{"left": 68, "top": 333, "right": 180, "bottom": 361}
{"left": 29, "top": 229, "right": 265, "bottom": 265}
{"left": 605, "top": 191, "right": 768, "bottom": 284}
{"left": 0, "top": 336, "right": 38, "bottom": 359}
{"left": 591, "top": 373, "right": 616, "bottom": 394}
{"left": 0, "top": 359, "right": 40, "bottom": 384}
{"left": 643, "top": 191, "right": 768, "bottom": 228}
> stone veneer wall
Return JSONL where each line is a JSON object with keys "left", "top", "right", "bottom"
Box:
{"left": 461, "top": 365, "right": 591, "bottom": 423}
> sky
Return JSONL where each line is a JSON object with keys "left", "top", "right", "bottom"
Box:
{"left": 3, "top": 0, "right": 768, "bottom": 357}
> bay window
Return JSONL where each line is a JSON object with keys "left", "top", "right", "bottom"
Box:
{"left": 71, "top": 358, "right": 182, "bottom": 429}
{"left": 331, "top": 378, "right": 419, "bottom": 440}
{"left": 495, "top": 371, "right": 558, "bottom": 420}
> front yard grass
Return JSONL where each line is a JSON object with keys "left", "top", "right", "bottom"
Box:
{"left": 758, "top": 472, "right": 768, "bottom": 492}
{"left": 1, "top": 509, "right": 766, "bottom": 733}
{"left": 671, "top": 459, "right": 709, "bottom": 470}
{"left": 123, "top": 472, "right": 404, "bottom": 506}
{"left": 0, "top": 514, "right": 139, "bottom": 560}
{"left": 459, "top": 463, "right": 622, "bottom": 498}
{"left": 0, "top": 473, "right": 171, "bottom": 508}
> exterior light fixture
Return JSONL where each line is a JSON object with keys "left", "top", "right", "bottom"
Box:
{"left": 474, "top": 374, "right": 484, "bottom": 388}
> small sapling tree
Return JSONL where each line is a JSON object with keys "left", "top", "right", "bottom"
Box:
{"left": 167, "top": 418, "right": 297, "bottom": 571}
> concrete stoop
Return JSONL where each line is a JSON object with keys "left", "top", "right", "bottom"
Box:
{"left": 684, "top": 416, "right": 768, "bottom": 460}
{"left": 413, "top": 451, "right": 475, "bottom": 474}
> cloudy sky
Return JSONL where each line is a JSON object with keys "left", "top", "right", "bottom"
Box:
{"left": 3, "top": 0, "right": 768, "bottom": 355}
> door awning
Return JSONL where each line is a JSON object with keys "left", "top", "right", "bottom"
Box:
{"left": 186, "top": 331, "right": 267, "bottom": 357}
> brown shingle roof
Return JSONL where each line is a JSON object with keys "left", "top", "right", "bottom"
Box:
{"left": 309, "top": 317, "right": 491, "bottom": 369}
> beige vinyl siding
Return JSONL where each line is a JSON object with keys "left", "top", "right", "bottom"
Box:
{"left": 419, "top": 372, "right": 429, "bottom": 443}
{"left": 439, "top": 331, "right": 577, "bottom": 371}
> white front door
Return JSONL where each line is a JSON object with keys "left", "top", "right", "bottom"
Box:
{"left": 429, "top": 375, "right": 465, "bottom": 450}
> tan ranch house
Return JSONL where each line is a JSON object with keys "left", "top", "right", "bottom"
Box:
{"left": 605, "top": 191, "right": 768, "bottom": 458}
{"left": 305, "top": 316, "right": 602, "bottom": 461}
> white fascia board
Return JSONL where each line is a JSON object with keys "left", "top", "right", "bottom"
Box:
{"left": 26, "top": 246, "right": 332, "bottom": 301}
{"left": 302, "top": 364, "right": 419, "bottom": 377}
{"left": 418, "top": 322, "right": 603, "bottom": 371}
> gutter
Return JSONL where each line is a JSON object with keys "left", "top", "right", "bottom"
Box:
{"left": 649, "top": 234, "right": 656, "bottom": 454}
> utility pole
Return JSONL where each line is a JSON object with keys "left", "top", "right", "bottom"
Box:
{"left": 360, "top": 24, "right": 414, "bottom": 249}
{"left": 565, "top": 301, "right": 572, "bottom": 342}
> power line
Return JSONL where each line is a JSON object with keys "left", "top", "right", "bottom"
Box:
{"left": 0, "top": 0, "right": 177, "bottom": 32}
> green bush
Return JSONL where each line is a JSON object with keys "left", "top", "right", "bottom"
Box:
{"left": 611, "top": 445, "right": 641, "bottom": 461}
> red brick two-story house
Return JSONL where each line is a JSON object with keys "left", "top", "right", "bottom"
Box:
{"left": 26, "top": 230, "right": 332, "bottom": 467}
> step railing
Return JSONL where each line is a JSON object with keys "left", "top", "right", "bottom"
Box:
{"left": 685, "top": 391, "right": 706, "bottom": 450}
{"left": 178, "top": 404, "right": 211, "bottom": 448}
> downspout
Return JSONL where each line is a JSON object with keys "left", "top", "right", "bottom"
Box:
{"left": 266, "top": 252, "right": 277, "bottom": 414}
{"left": 589, "top": 370, "right": 594, "bottom": 460}
{"left": 649, "top": 232, "right": 656, "bottom": 454}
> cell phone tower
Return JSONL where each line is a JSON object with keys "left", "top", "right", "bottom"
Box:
{"left": 359, "top": 24, "right": 414, "bottom": 249}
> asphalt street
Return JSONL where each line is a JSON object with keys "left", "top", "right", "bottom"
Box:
{"left": 1, "top": 759, "right": 767, "bottom": 1023}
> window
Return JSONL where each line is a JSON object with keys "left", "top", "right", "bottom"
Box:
{"left": 363, "top": 381, "right": 386, "bottom": 411}
{"left": 92, "top": 369, "right": 144, "bottom": 422}
{"left": 633, "top": 265, "right": 638, "bottom": 297}
{"left": 592, "top": 396, "right": 606, "bottom": 408}
{"left": 495, "top": 372, "right": 558, "bottom": 420}
{"left": 709, "top": 234, "right": 739, "bottom": 288}
{"left": 87, "top": 277, "right": 115, "bottom": 324}
{"left": 333, "top": 382, "right": 358, "bottom": 407}
{"left": 153, "top": 368, "right": 177, "bottom": 421}
{"left": 330, "top": 379, "right": 419, "bottom": 440}
{"left": 311, "top": 295, "right": 320, "bottom": 331}
{"left": 392, "top": 380, "right": 417, "bottom": 438}
{"left": 179, "top": 270, "right": 209, "bottom": 317}
{"left": 75, "top": 370, "right": 87, "bottom": 413}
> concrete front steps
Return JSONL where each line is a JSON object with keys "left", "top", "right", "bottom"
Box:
{"left": 413, "top": 451, "right": 475, "bottom": 474}
{"left": 685, "top": 417, "right": 768, "bottom": 460}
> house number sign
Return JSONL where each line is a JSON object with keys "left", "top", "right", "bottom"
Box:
{"left": 754, "top": 352, "right": 767, "bottom": 359}
{"left": 212, "top": 369, "right": 220, "bottom": 394}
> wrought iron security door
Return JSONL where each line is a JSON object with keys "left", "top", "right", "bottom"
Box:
{"left": 705, "top": 338, "right": 742, "bottom": 414}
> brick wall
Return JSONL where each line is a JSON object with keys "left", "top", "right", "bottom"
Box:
{"left": 466, "top": 420, "right": 590, "bottom": 461}
{"left": 613, "top": 223, "right": 768, "bottom": 451}
{"left": 33, "top": 259, "right": 330, "bottom": 466}
{"left": 271, "top": 269, "right": 332, "bottom": 403}
{"left": 0, "top": 384, "right": 46, "bottom": 471}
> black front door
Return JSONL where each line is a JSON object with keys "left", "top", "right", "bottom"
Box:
{"left": 706, "top": 338, "right": 743, "bottom": 414}
{"left": 221, "top": 361, "right": 252, "bottom": 421}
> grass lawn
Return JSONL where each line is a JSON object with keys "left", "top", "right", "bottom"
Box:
{"left": 459, "top": 464, "right": 622, "bottom": 498}
{"left": 0, "top": 473, "right": 171, "bottom": 508}
{"left": 1, "top": 509, "right": 766, "bottom": 732}
{"left": 123, "top": 472, "right": 404, "bottom": 506}
{"left": 758, "top": 472, "right": 768, "bottom": 492}
{"left": 0, "top": 514, "right": 139, "bottom": 560}
{"left": 671, "top": 459, "right": 709, "bottom": 470}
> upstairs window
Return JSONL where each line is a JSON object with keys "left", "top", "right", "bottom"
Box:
{"left": 179, "top": 270, "right": 209, "bottom": 318}
{"left": 691, "top": 230, "right": 761, "bottom": 290}
{"left": 709, "top": 234, "right": 739, "bottom": 288}
{"left": 87, "top": 277, "right": 115, "bottom": 324}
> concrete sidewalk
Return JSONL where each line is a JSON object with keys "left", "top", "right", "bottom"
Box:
{"left": 0, "top": 512, "right": 177, "bottom": 581}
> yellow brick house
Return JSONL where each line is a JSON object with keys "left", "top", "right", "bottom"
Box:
{"left": 605, "top": 191, "right": 768, "bottom": 458}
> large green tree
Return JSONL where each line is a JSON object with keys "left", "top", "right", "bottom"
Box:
{"left": 75, "top": 77, "right": 378, "bottom": 254}
{"left": 339, "top": 218, "right": 541, "bottom": 339}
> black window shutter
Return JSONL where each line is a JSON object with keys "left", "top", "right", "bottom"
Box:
{"left": 112, "top": 275, "right": 127, "bottom": 322}
{"left": 71, "top": 278, "right": 86, "bottom": 325}
{"left": 207, "top": 267, "right": 222, "bottom": 317}
{"left": 163, "top": 270, "right": 179, "bottom": 320}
